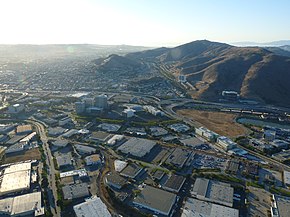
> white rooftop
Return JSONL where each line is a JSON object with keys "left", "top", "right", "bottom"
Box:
{"left": 74, "top": 196, "right": 111, "bottom": 217}
{"left": 114, "top": 160, "right": 128, "bottom": 172}
{"left": 0, "top": 192, "right": 44, "bottom": 216}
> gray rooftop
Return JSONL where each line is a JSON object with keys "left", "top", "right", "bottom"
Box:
{"left": 166, "top": 148, "right": 191, "bottom": 168}
{"left": 163, "top": 174, "right": 186, "bottom": 192}
{"left": 133, "top": 185, "right": 176, "bottom": 216}
{"left": 117, "top": 137, "right": 156, "bottom": 158}
{"left": 120, "top": 164, "right": 142, "bottom": 179}
{"left": 181, "top": 197, "right": 239, "bottom": 217}
{"left": 105, "top": 173, "right": 127, "bottom": 187}
{"left": 56, "top": 153, "right": 72, "bottom": 167}
{"left": 275, "top": 195, "right": 290, "bottom": 217}
{"left": 74, "top": 197, "right": 111, "bottom": 217}
{"left": 62, "top": 183, "right": 89, "bottom": 200}
{"left": 192, "top": 178, "right": 234, "bottom": 207}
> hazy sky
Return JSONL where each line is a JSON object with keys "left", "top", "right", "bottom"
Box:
{"left": 1, "top": 0, "right": 289, "bottom": 46}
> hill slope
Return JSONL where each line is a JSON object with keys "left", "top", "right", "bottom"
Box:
{"left": 127, "top": 40, "right": 290, "bottom": 106}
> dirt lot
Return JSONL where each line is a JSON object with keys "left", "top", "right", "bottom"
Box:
{"left": 4, "top": 148, "right": 41, "bottom": 164}
{"left": 177, "top": 109, "right": 249, "bottom": 138}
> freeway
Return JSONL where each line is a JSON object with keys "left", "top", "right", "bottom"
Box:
{"left": 27, "top": 119, "right": 61, "bottom": 217}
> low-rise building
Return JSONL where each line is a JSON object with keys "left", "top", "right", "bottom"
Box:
{"left": 168, "top": 123, "right": 190, "bottom": 133}
{"left": 117, "top": 137, "right": 156, "bottom": 158}
{"left": 191, "top": 178, "right": 234, "bottom": 207}
{"left": 16, "top": 124, "right": 32, "bottom": 135}
{"left": 0, "top": 162, "right": 32, "bottom": 196}
{"left": 133, "top": 185, "right": 177, "bottom": 216}
{"left": 85, "top": 154, "right": 101, "bottom": 166}
{"left": 217, "top": 136, "right": 237, "bottom": 151}
{"left": 120, "top": 163, "right": 143, "bottom": 179}
{"left": 163, "top": 174, "right": 186, "bottom": 193}
{"left": 195, "top": 127, "right": 219, "bottom": 142}
{"left": 62, "top": 183, "right": 90, "bottom": 200}
{"left": 284, "top": 171, "right": 290, "bottom": 186}
{"left": 88, "top": 131, "right": 112, "bottom": 144}
{"left": 56, "top": 153, "right": 73, "bottom": 169}
{"left": 181, "top": 197, "right": 239, "bottom": 217}
{"left": 105, "top": 172, "right": 127, "bottom": 190}
{"left": 73, "top": 196, "right": 111, "bottom": 217}
{"left": 0, "top": 192, "right": 44, "bottom": 216}
{"left": 75, "top": 144, "right": 96, "bottom": 155}
{"left": 7, "top": 104, "right": 25, "bottom": 114}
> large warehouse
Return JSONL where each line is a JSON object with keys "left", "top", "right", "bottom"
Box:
{"left": 181, "top": 197, "right": 239, "bottom": 217}
{"left": 0, "top": 162, "right": 32, "bottom": 196}
{"left": 133, "top": 185, "right": 177, "bottom": 216}
{"left": 117, "top": 137, "right": 156, "bottom": 158}
{"left": 191, "top": 178, "right": 234, "bottom": 207}
{"left": 0, "top": 192, "right": 44, "bottom": 216}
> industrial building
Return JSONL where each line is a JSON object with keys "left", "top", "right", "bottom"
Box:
{"left": 181, "top": 197, "right": 239, "bottom": 217}
{"left": 85, "top": 154, "right": 101, "bottom": 166}
{"left": 117, "top": 137, "right": 156, "bottom": 158}
{"left": 114, "top": 160, "right": 128, "bottom": 172}
{"left": 195, "top": 127, "right": 219, "bottom": 142}
{"left": 216, "top": 136, "right": 237, "bottom": 151}
{"left": 168, "top": 123, "right": 190, "bottom": 133}
{"left": 191, "top": 178, "right": 234, "bottom": 207}
{"left": 74, "top": 196, "right": 111, "bottom": 217}
{"left": 75, "top": 144, "right": 96, "bottom": 155}
{"left": 56, "top": 153, "right": 73, "bottom": 169}
{"left": 271, "top": 195, "right": 290, "bottom": 217}
{"left": 62, "top": 183, "right": 90, "bottom": 200}
{"left": 162, "top": 174, "right": 186, "bottom": 193}
{"left": 88, "top": 131, "right": 112, "bottom": 143}
{"left": 7, "top": 104, "right": 25, "bottom": 114}
{"left": 165, "top": 148, "right": 192, "bottom": 169}
{"left": 105, "top": 172, "right": 127, "bottom": 190}
{"left": 106, "top": 135, "right": 125, "bottom": 146}
{"left": 122, "top": 108, "right": 135, "bottom": 118}
{"left": 284, "top": 171, "right": 290, "bottom": 186}
{"left": 0, "top": 162, "right": 32, "bottom": 196}
{"left": 133, "top": 185, "right": 177, "bottom": 216}
{"left": 16, "top": 124, "right": 33, "bottom": 135}
{"left": 143, "top": 105, "right": 164, "bottom": 116}
{"left": 0, "top": 192, "right": 44, "bottom": 216}
{"left": 120, "top": 163, "right": 143, "bottom": 179}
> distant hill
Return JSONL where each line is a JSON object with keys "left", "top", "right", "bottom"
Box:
{"left": 265, "top": 46, "right": 290, "bottom": 57}
{"left": 126, "top": 40, "right": 290, "bottom": 107}
{"left": 93, "top": 54, "right": 148, "bottom": 76}
{"left": 232, "top": 40, "right": 290, "bottom": 47}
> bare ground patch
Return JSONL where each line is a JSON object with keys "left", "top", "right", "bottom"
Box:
{"left": 177, "top": 109, "right": 249, "bottom": 138}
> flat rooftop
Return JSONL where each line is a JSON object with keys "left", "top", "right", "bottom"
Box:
{"left": 74, "top": 196, "right": 111, "bottom": 217}
{"left": 192, "top": 178, "right": 234, "bottom": 207}
{"left": 166, "top": 148, "right": 191, "bottom": 168}
{"left": 133, "top": 185, "right": 176, "bottom": 216}
{"left": 284, "top": 171, "right": 290, "bottom": 185}
{"left": 0, "top": 162, "right": 32, "bottom": 195}
{"left": 117, "top": 137, "right": 156, "bottom": 158}
{"left": 275, "top": 195, "right": 290, "bottom": 217}
{"left": 163, "top": 174, "right": 186, "bottom": 192}
{"left": 120, "top": 163, "right": 142, "bottom": 179}
{"left": 181, "top": 197, "right": 239, "bottom": 217}
{"left": 16, "top": 125, "right": 32, "bottom": 134}
{"left": 0, "top": 192, "right": 44, "bottom": 216}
